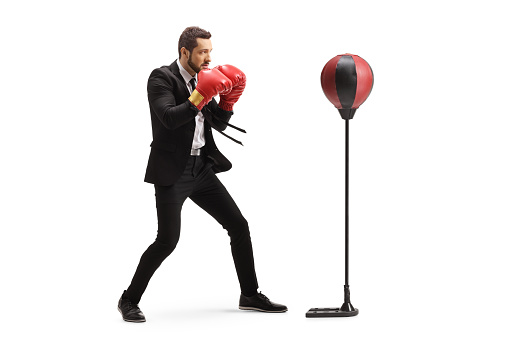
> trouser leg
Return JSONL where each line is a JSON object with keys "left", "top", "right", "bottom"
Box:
{"left": 124, "top": 201, "right": 183, "bottom": 304}
{"left": 125, "top": 161, "right": 195, "bottom": 304}
{"left": 190, "top": 168, "right": 259, "bottom": 296}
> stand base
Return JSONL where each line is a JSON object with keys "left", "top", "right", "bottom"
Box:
{"left": 306, "top": 307, "right": 359, "bottom": 318}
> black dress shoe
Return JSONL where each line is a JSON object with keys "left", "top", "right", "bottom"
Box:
{"left": 118, "top": 292, "right": 146, "bottom": 323}
{"left": 239, "top": 292, "right": 288, "bottom": 313}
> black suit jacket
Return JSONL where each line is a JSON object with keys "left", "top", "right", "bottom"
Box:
{"left": 144, "top": 60, "right": 234, "bottom": 186}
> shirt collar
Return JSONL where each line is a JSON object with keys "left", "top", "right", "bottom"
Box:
{"left": 177, "top": 59, "right": 197, "bottom": 85}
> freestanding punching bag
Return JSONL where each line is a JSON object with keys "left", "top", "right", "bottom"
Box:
{"left": 306, "top": 54, "right": 373, "bottom": 318}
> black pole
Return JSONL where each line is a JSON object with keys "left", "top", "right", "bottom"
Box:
{"left": 306, "top": 117, "right": 358, "bottom": 317}
{"left": 345, "top": 118, "right": 349, "bottom": 287}
{"left": 339, "top": 119, "right": 357, "bottom": 315}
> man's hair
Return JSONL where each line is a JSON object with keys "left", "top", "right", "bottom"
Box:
{"left": 178, "top": 26, "right": 212, "bottom": 58}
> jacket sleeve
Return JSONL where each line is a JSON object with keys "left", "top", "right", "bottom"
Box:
{"left": 147, "top": 69, "right": 199, "bottom": 130}
{"left": 205, "top": 98, "right": 234, "bottom": 132}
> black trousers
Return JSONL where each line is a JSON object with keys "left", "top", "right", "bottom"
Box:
{"left": 125, "top": 154, "right": 259, "bottom": 304}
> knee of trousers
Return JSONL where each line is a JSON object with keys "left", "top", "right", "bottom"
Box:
{"left": 150, "top": 238, "right": 178, "bottom": 258}
{"left": 224, "top": 217, "right": 250, "bottom": 238}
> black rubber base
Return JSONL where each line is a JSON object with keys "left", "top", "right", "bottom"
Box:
{"left": 306, "top": 307, "right": 359, "bottom": 318}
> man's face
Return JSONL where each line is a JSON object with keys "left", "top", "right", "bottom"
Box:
{"left": 186, "top": 38, "right": 212, "bottom": 75}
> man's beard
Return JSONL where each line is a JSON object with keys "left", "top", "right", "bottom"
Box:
{"left": 187, "top": 56, "right": 202, "bottom": 74}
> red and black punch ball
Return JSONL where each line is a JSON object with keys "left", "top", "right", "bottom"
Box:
{"left": 307, "top": 54, "right": 373, "bottom": 318}
{"left": 321, "top": 54, "right": 374, "bottom": 119}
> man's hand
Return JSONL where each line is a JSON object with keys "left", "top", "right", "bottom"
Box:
{"left": 189, "top": 68, "right": 233, "bottom": 111}
{"left": 215, "top": 65, "right": 246, "bottom": 111}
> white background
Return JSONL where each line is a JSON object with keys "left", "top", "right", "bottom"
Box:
{"left": 1, "top": 0, "right": 508, "bottom": 338}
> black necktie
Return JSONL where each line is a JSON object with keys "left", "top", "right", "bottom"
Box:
{"left": 189, "top": 78, "right": 196, "bottom": 92}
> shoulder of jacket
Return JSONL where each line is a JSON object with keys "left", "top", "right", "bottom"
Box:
{"left": 149, "top": 65, "right": 175, "bottom": 78}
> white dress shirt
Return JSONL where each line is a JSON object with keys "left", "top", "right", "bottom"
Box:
{"left": 177, "top": 59, "right": 206, "bottom": 149}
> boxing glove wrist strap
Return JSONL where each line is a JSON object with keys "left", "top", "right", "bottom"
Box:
{"left": 188, "top": 90, "right": 205, "bottom": 107}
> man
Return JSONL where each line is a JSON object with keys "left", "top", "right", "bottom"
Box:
{"left": 118, "top": 26, "right": 287, "bottom": 322}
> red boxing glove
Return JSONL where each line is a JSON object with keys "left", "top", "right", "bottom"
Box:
{"left": 189, "top": 68, "right": 233, "bottom": 111}
{"left": 216, "top": 64, "right": 246, "bottom": 111}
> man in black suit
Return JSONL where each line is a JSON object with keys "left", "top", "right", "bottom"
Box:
{"left": 118, "top": 26, "right": 287, "bottom": 322}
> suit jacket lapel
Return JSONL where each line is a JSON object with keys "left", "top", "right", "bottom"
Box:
{"left": 165, "top": 60, "right": 191, "bottom": 102}
{"left": 169, "top": 60, "right": 185, "bottom": 84}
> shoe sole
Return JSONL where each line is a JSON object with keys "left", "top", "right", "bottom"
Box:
{"left": 118, "top": 306, "right": 146, "bottom": 323}
{"left": 239, "top": 306, "right": 288, "bottom": 313}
